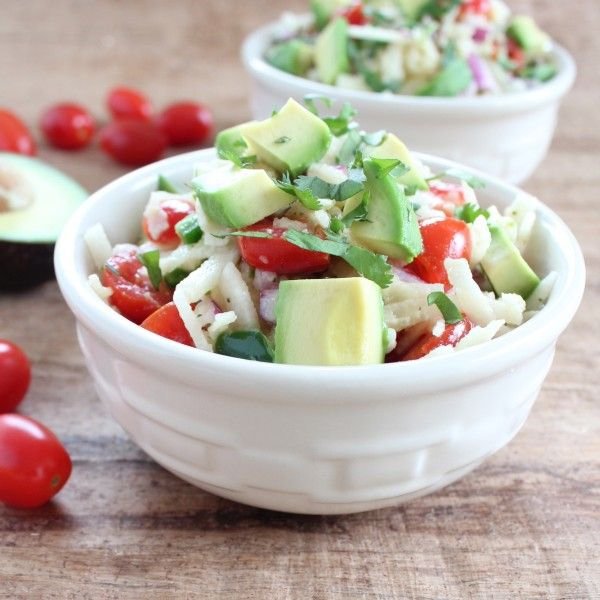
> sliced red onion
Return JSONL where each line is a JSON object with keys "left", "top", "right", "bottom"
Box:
{"left": 467, "top": 54, "right": 498, "bottom": 93}
{"left": 259, "top": 288, "right": 278, "bottom": 324}
{"left": 254, "top": 268, "right": 278, "bottom": 291}
{"left": 392, "top": 265, "right": 425, "bottom": 284}
{"left": 472, "top": 27, "right": 488, "bottom": 43}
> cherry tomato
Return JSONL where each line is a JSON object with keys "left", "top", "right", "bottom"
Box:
{"left": 341, "top": 3, "right": 368, "bottom": 25}
{"left": 106, "top": 86, "right": 153, "bottom": 122}
{"left": 0, "top": 414, "right": 72, "bottom": 508}
{"left": 157, "top": 101, "right": 214, "bottom": 147}
{"left": 0, "top": 340, "right": 31, "bottom": 413}
{"left": 40, "top": 102, "right": 95, "bottom": 150}
{"left": 387, "top": 318, "right": 474, "bottom": 362}
{"left": 428, "top": 180, "right": 470, "bottom": 217}
{"left": 459, "top": 0, "right": 491, "bottom": 17}
{"left": 238, "top": 219, "right": 330, "bottom": 275}
{"left": 142, "top": 197, "right": 195, "bottom": 247}
{"left": 406, "top": 218, "right": 471, "bottom": 287}
{"left": 141, "top": 302, "right": 194, "bottom": 346}
{"left": 99, "top": 119, "right": 167, "bottom": 166}
{"left": 101, "top": 246, "right": 172, "bottom": 324}
{"left": 507, "top": 38, "right": 526, "bottom": 69}
{"left": 0, "top": 109, "right": 36, "bottom": 155}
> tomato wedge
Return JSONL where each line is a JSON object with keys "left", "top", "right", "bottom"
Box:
{"left": 341, "top": 3, "right": 368, "bottom": 25}
{"left": 387, "top": 318, "right": 474, "bottom": 362}
{"left": 141, "top": 302, "right": 194, "bottom": 346}
{"left": 237, "top": 219, "right": 330, "bottom": 275}
{"left": 101, "top": 246, "right": 171, "bottom": 324}
{"left": 406, "top": 218, "right": 471, "bottom": 287}
{"left": 142, "top": 197, "right": 195, "bottom": 247}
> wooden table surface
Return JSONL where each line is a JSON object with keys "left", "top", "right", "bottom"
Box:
{"left": 1, "top": 1, "right": 598, "bottom": 598}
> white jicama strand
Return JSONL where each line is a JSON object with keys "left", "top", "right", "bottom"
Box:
{"left": 207, "top": 311, "right": 237, "bottom": 343}
{"left": 84, "top": 223, "right": 113, "bottom": 270}
{"left": 468, "top": 215, "right": 492, "bottom": 266}
{"left": 173, "top": 254, "right": 233, "bottom": 350}
{"left": 218, "top": 263, "right": 260, "bottom": 330}
{"left": 87, "top": 274, "right": 112, "bottom": 302}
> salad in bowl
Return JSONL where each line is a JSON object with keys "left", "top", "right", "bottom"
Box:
{"left": 265, "top": 0, "right": 557, "bottom": 96}
{"left": 85, "top": 98, "right": 553, "bottom": 366}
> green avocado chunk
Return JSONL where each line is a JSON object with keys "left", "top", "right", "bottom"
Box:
{"left": 506, "top": 15, "right": 550, "bottom": 53}
{"left": 274, "top": 277, "right": 385, "bottom": 366}
{"left": 363, "top": 133, "right": 429, "bottom": 191}
{"left": 242, "top": 98, "right": 332, "bottom": 177}
{"left": 417, "top": 58, "right": 472, "bottom": 97}
{"left": 310, "top": 0, "right": 349, "bottom": 29}
{"left": 215, "top": 122, "right": 256, "bottom": 158}
{"left": 350, "top": 159, "right": 423, "bottom": 262}
{"left": 480, "top": 224, "right": 540, "bottom": 299}
{"left": 315, "top": 17, "right": 350, "bottom": 85}
{"left": 396, "top": 0, "right": 429, "bottom": 22}
{"left": 191, "top": 165, "right": 292, "bottom": 228}
{"left": 266, "top": 40, "right": 314, "bottom": 76}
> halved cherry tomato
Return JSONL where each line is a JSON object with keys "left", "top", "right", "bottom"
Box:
{"left": 99, "top": 119, "right": 167, "bottom": 166}
{"left": 142, "top": 197, "right": 195, "bottom": 247}
{"left": 387, "top": 318, "right": 474, "bottom": 362}
{"left": 0, "top": 414, "right": 72, "bottom": 508}
{"left": 40, "top": 102, "right": 95, "bottom": 150}
{"left": 238, "top": 219, "right": 330, "bottom": 275}
{"left": 157, "top": 101, "right": 214, "bottom": 147}
{"left": 459, "top": 0, "right": 491, "bottom": 18}
{"left": 100, "top": 246, "right": 171, "bottom": 324}
{"left": 406, "top": 218, "right": 471, "bottom": 287}
{"left": 341, "top": 3, "right": 368, "bottom": 25}
{"left": 0, "top": 340, "right": 31, "bottom": 413}
{"left": 507, "top": 38, "right": 526, "bottom": 70}
{"left": 106, "top": 86, "right": 153, "bottom": 122}
{"left": 0, "top": 109, "right": 36, "bottom": 155}
{"left": 428, "top": 180, "right": 470, "bottom": 217}
{"left": 141, "top": 302, "right": 194, "bottom": 346}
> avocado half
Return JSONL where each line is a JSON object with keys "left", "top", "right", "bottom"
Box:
{"left": 0, "top": 153, "right": 87, "bottom": 291}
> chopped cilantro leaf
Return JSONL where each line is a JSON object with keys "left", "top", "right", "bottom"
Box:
{"left": 427, "top": 291, "right": 463, "bottom": 325}
{"left": 455, "top": 203, "right": 490, "bottom": 223}
{"left": 337, "top": 129, "right": 363, "bottom": 166}
{"left": 274, "top": 136, "right": 291, "bottom": 144}
{"left": 303, "top": 94, "right": 333, "bottom": 116}
{"left": 367, "top": 157, "right": 407, "bottom": 179}
{"left": 157, "top": 174, "right": 180, "bottom": 193}
{"left": 276, "top": 173, "right": 322, "bottom": 210}
{"left": 418, "top": 0, "right": 461, "bottom": 21}
{"left": 218, "top": 148, "right": 257, "bottom": 169}
{"left": 322, "top": 102, "right": 358, "bottom": 136}
{"left": 427, "top": 168, "right": 486, "bottom": 189}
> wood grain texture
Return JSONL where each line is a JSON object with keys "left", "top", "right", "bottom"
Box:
{"left": 0, "top": 1, "right": 599, "bottom": 598}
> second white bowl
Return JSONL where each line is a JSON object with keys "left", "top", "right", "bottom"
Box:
{"left": 242, "top": 19, "right": 576, "bottom": 184}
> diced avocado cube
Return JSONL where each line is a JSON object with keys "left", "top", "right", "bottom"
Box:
{"left": 274, "top": 277, "right": 385, "bottom": 365}
{"left": 191, "top": 166, "right": 292, "bottom": 228}
{"left": 315, "top": 17, "right": 350, "bottom": 85}
{"left": 215, "top": 123, "right": 256, "bottom": 157}
{"left": 363, "top": 133, "right": 429, "bottom": 191}
{"left": 396, "top": 0, "right": 429, "bottom": 22}
{"left": 310, "top": 0, "right": 349, "bottom": 30}
{"left": 480, "top": 224, "right": 540, "bottom": 299}
{"left": 350, "top": 159, "right": 423, "bottom": 262}
{"left": 242, "top": 98, "right": 332, "bottom": 177}
{"left": 266, "top": 40, "right": 314, "bottom": 76}
{"left": 506, "top": 16, "right": 550, "bottom": 53}
{"left": 417, "top": 58, "right": 473, "bottom": 97}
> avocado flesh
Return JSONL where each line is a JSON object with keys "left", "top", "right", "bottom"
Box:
{"left": 242, "top": 99, "right": 332, "bottom": 177}
{"left": 215, "top": 122, "right": 257, "bottom": 158}
{"left": 274, "top": 277, "right": 385, "bottom": 366}
{"left": 363, "top": 134, "right": 429, "bottom": 191}
{"left": 315, "top": 17, "right": 350, "bottom": 85}
{"left": 0, "top": 153, "right": 87, "bottom": 290}
{"left": 192, "top": 164, "right": 292, "bottom": 228}
{"left": 350, "top": 159, "right": 423, "bottom": 262}
{"left": 480, "top": 224, "right": 540, "bottom": 299}
{"left": 396, "top": 0, "right": 429, "bottom": 21}
{"left": 266, "top": 40, "right": 314, "bottom": 76}
{"left": 310, "top": 0, "right": 350, "bottom": 29}
{"left": 506, "top": 16, "right": 549, "bottom": 53}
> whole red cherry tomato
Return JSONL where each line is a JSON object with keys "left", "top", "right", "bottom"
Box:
{"left": 40, "top": 102, "right": 95, "bottom": 150}
{"left": 141, "top": 302, "right": 194, "bottom": 346}
{"left": 0, "top": 414, "right": 72, "bottom": 508}
{"left": 238, "top": 218, "right": 330, "bottom": 275}
{"left": 341, "top": 3, "right": 368, "bottom": 25}
{"left": 157, "top": 101, "right": 214, "bottom": 147}
{"left": 459, "top": 0, "right": 491, "bottom": 18}
{"left": 0, "top": 109, "right": 36, "bottom": 155}
{"left": 0, "top": 340, "right": 31, "bottom": 413}
{"left": 99, "top": 119, "right": 167, "bottom": 166}
{"left": 406, "top": 218, "right": 471, "bottom": 287}
{"left": 106, "top": 86, "right": 153, "bottom": 122}
{"left": 100, "top": 246, "right": 172, "bottom": 324}
{"left": 142, "top": 197, "right": 195, "bottom": 247}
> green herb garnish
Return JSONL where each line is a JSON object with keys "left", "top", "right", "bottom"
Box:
{"left": 427, "top": 291, "right": 463, "bottom": 324}
{"left": 455, "top": 203, "right": 490, "bottom": 223}
{"left": 322, "top": 102, "right": 358, "bottom": 136}
{"left": 427, "top": 168, "right": 486, "bottom": 189}
{"left": 138, "top": 249, "right": 162, "bottom": 290}
{"left": 218, "top": 148, "right": 258, "bottom": 169}
{"left": 157, "top": 174, "right": 180, "bottom": 193}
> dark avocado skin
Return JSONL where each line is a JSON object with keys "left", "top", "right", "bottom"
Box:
{"left": 0, "top": 240, "right": 55, "bottom": 291}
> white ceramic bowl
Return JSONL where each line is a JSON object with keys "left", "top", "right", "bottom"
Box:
{"left": 55, "top": 149, "right": 584, "bottom": 515}
{"left": 242, "top": 19, "right": 576, "bottom": 184}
